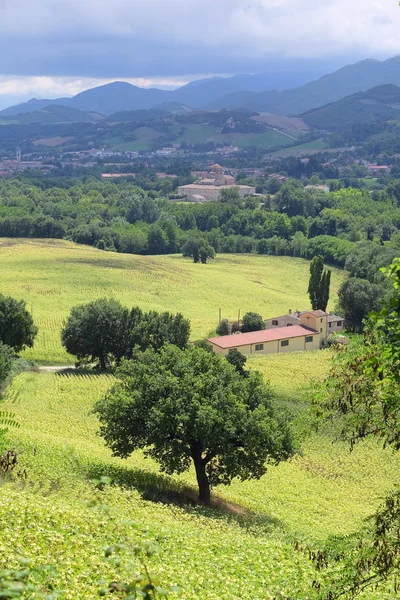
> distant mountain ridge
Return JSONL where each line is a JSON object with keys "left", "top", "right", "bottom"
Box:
{"left": 2, "top": 55, "right": 400, "bottom": 118}
{"left": 301, "top": 84, "right": 400, "bottom": 131}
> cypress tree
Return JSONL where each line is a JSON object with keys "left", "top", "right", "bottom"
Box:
{"left": 308, "top": 256, "right": 331, "bottom": 311}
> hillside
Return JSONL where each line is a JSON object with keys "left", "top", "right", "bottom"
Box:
{"left": 3, "top": 55, "right": 400, "bottom": 117}
{"left": 207, "top": 56, "right": 400, "bottom": 115}
{"left": 0, "top": 239, "right": 346, "bottom": 364}
{"left": 302, "top": 84, "right": 400, "bottom": 131}
{"left": 0, "top": 104, "right": 102, "bottom": 125}
{"left": 0, "top": 244, "right": 397, "bottom": 599}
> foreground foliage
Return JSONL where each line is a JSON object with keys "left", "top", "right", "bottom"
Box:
{"left": 313, "top": 260, "right": 400, "bottom": 597}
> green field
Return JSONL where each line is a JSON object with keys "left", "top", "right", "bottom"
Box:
{"left": 0, "top": 239, "right": 397, "bottom": 598}
{"left": 270, "top": 139, "right": 328, "bottom": 157}
{"left": 0, "top": 238, "right": 345, "bottom": 364}
{"left": 1, "top": 352, "right": 398, "bottom": 598}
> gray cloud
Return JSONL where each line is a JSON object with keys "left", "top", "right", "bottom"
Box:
{"left": 0, "top": 0, "right": 399, "bottom": 102}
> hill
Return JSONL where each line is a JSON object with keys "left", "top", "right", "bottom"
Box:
{"left": 0, "top": 104, "right": 102, "bottom": 125}
{"left": 0, "top": 245, "right": 397, "bottom": 599}
{"left": 3, "top": 55, "right": 400, "bottom": 117}
{"left": 0, "top": 239, "right": 345, "bottom": 365}
{"left": 302, "top": 84, "right": 400, "bottom": 131}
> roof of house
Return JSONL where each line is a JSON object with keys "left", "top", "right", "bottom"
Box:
{"left": 302, "top": 310, "right": 328, "bottom": 317}
{"left": 208, "top": 325, "right": 318, "bottom": 349}
{"left": 265, "top": 315, "right": 300, "bottom": 327}
{"left": 328, "top": 314, "right": 344, "bottom": 323}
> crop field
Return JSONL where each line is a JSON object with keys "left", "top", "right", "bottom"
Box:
{"left": 0, "top": 238, "right": 346, "bottom": 364}
{"left": 1, "top": 352, "right": 398, "bottom": 599}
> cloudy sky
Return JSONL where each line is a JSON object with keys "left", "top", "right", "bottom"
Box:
{"left": 1, "top": 0, "right": 400, "bottom": 108}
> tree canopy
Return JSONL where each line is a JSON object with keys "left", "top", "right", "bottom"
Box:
{"left": 61, "top": 298, "right": 130, "bottom": 369}
{"left": 0, "top": 294, "right": 37, "bottom": 353}
{"left": 94, "top": 344, "right": 295, "bottom": 505}
{"left": 240, "top": 312, "right": 265, "bottom": 333}
{"left": 337, "top": 277, "right": 381, "bottom": 332}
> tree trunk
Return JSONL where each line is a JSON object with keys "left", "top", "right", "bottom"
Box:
{"left": 99, "top": 350, "right": 106, "bottom": 371}
{"left": 191, "top": 442, "right": 211, "bottom": 506}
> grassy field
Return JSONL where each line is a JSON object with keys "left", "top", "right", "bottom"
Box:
{"left": 0, "top": 240, "right": 396, "bottom": 598}
{"left": 1, "top": 352, "right": 398, "bottom": 599}
{"left": 0, "top": 239, "right": 345, "bottom": 364}
{"left": 270, "top": 139, "right": 328, "bottom": 157}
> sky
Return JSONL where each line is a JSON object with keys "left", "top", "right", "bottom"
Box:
{"left": 1, "top": 0, "right": 400, "bottom": 109}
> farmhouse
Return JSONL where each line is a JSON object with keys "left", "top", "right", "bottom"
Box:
{"left": 208, "top": 325, "right": 320, "bottom": 357}
{"left": 178, "top": 164, "right": 256, "bottom": 202}
{"left": 208, "top": 310, "right": 345, "bottom": 357}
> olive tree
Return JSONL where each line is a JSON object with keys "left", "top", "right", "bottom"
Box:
{"left": 94, "top": 344, "right": 295, "bottom": 505}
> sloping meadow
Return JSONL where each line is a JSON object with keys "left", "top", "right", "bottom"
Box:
{"left": 1, "top": 357, "right": 399, "bottom": 599}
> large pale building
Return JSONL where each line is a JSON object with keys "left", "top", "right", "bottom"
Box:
{"left": 178, "top": 164, "right": 256, "bottom": 202}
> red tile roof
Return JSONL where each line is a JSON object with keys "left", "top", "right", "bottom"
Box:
{"left": 208, "top": 325, "right": 318, "bottom": 349}
{"left": 302, "top": 310, "right": 327, "bottom": 317}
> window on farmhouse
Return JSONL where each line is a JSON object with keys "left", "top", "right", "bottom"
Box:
{"left": 329, "top": 322, "right": 332, "bottom": 328}
{"left": 305, "top": 336, "right": 313, "bottom": 343}
{"left": 280, "top": 340, "right": 289, "bottom": 347}
{"left": 255, "top": 344, "right": 264, "bottom": 351}
{"left": 338, "top": 321, "right": 342, "bottom": 326}
{"left": 272, "top": 320, "right": 278, "bottom": 326}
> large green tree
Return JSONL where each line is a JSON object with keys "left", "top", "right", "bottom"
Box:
{"left": 182, "top": 238, "right": 215, "bottom": 264}
{"left": 94, "top": 344, "right": 294, "bottom": 505}
{"left": 128, "top": 307, "right": 190, "bottom": 354}
{"left": 337, "top": 277, "right": 381, "bottom": 332}
{"left": 61, "top": 298, "right": 130, "bottom": 370}
{"left": 307, "top": 256, "right": 332, "bottom": 312}
{"left": 0, "top": 294, "right": 38, "bottom": 353}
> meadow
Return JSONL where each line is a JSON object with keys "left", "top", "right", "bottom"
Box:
{"left": 0, "top": 239, "right": 398, "bottom": 598}
{"left": 0, "top": 238, "right": 345, "bottom": 364}
{"left": 1, "top": 352, "right": 399, "bottom": 599}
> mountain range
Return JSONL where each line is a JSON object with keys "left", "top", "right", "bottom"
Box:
{"left": 3, "top": 56, "right": 400, "bottom": 119}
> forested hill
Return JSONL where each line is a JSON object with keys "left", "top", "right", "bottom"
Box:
{"left": 302, "top": 85, "right": 400, "bottom": 131}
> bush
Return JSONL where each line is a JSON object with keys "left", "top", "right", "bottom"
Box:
{"left": 240, "top": 312, "right": 265, "bottom": 333}
{"left": 216, "top": 319, "right": 231, "bottom": 336}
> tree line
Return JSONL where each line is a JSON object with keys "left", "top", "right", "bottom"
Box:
{"left": 2, "top": 176, "right": 400, "bottom": 267}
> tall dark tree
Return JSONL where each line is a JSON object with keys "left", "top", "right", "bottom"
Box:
{"left": 94, "top": 345, "right": 295, "bottom": 505}
{"left": 0, "top": 294, "right": 38, "bottom": 353}
{"left": 337, "top": 277, "right": 381, "bottom": 332}
{"left": 61, "top": 298, "right": 130, "bottom": 370}
{"left": 307, "top": 255, "right": 332, "bottom": 311}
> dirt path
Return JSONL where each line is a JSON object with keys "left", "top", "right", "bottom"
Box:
{"left": 37, "top": 366, "right": 75, "bottom": 372}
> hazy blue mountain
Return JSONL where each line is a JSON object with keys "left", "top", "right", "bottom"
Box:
{"left": 302, "top": 84, "right": 400, "bottom": 131}
{"left": 206, "top": 56, "right": 400, "bottom": 115}
{"left": 0, "top": 104, "right": 102, "bottom": 125}
{"left": 2, "top": 56, "right": 400, "bottom": 118}
{"left": 0, "top": 97, "right": 70, "bottom": 116}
